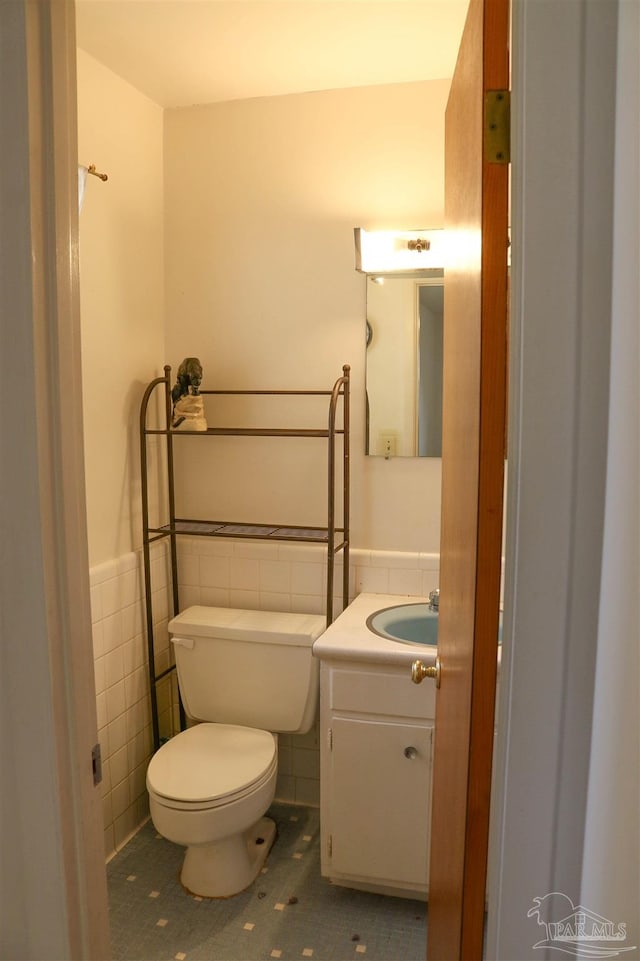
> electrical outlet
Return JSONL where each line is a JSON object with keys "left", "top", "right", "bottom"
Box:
{"left": 379, "top": 431, "right": 397, "bottom": 458}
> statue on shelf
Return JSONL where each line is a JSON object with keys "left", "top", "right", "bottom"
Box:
{"left": 171, "top": 357, "right": 207, "bottom": 431}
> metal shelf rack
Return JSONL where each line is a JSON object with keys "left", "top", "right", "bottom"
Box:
{"left": 139, "top": 364, "right": 350, "bottom": 749}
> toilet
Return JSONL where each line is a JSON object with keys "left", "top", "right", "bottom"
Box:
{"left": 146, "top": 605, "right": 325, "bottom": 898}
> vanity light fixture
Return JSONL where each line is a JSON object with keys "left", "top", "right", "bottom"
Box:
{"left": 354, "top": 227, "right": 445, "bottom": 275}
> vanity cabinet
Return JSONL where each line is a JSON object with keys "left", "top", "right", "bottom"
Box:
{"left": 318, "top": 658, "right": 436, "bottom": 899}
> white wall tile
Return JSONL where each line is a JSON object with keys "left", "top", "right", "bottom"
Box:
{"left": 178, "top": 585, "right": 201, "bottom": 608}
{"left": 371, "top": 550, "right": 421, "bottom": 569}
{"left": 94, "top": 655, "right": 106, "bottom": 695}
{"left": 104, "top": 825, "right": 115, "bottom": 861}
{"left": 111, "top": 779, "right": 130, "bottom": 820}
{"left": 114, "top": 805, "right": 139, "bottom": 852}
{"left": 121, "top": 602, "right": 141, "bottom": 643}
{"left": 122, "top": 637, "right": 137, "bottom": 677}
{"left": 278, "top": 543, "right": 325, "bottom": 564}
{"left": 291, "top": 594, "right": 324, "bottom": 615}
{"left": 200, "top": 586, "right": 230, "bottom": 607}
{"left": 277, "top": 743, "right": 293, "bottom": 776}
{"left": 119, "top": 567, "right": 142, "bottom": 607}
{"left": 129, "top": 762, "right": 147, "bottom": 803}
{"left": 101, "top": 576, "right": 122, "bottom": 618}
{"left": 90, "top": 558, "right": 118, "bottom": 587}
{"left": 229, "top": 589, "right": 259, "bottom": 609}
{"left": 388, "top": 567, "right": 424, "bottom": 596}
{"left": 294, "top": 778, "right": 320, "bottom": 807}
{"left": 421, "top": 570, "right": 439, "bottom": 596}
{"left": 124, "top": 666, "right": 147, "bottom": 706}
{"left": 102, "top": 612, "right": 123, "bottom": 653}
{"left": 108, "top": 714, "right": 128, "bottom": 756}
{"left": 229, "top": 557, "right": 259, "bottom": 590}
{"left": 151, "top": 586, "right": 169, "bottom": 625}
{"left": 102, "top": 792, "right": 113, "bottom": 832}
{"left": 259, "top": 559, "right": 291, "bottom": 593}
{"left": 194, "top": 537, "right": 233, "bottom": 557}
{"left": 117, "top": 551, "right": 139, "bottom": 575}
{"left": 356, "top": 565, "right": 389, "bottom": 594}
{"left": 90, "top": 584, "right": 103, "bottom": 624}
{"left": 177, "top": 553, "right": 199, "bottom": 586}
{"left": 236, "top": 540, "right": 279, "bottom": 560}
{"left": 106, "top": 681, "right": 126, "bottom": 723}
{"left": 292, "top": 723, "right": 319, "bottom": 750}
{"left": 100, "top": 754, "right": 112, "bottom": 799}
{"left": 199, "top": 554, "right": 229, "bottom": 587}
{"left": 104, "top": 647, "right": 124, "bottom": 688}
{"left": 92, "top": 619, "right": 105, "bottom": 659}
{"left": 290, "top": 562, "right": 324, "bottom": 596}
{"left": 259, "top": 592, "right": 292, "bottom": 612}
{"left": 292, "top": 749, "right": 320, "bottom": 780}
{"left": 275, "top": 774, "right": 295, "bottom": 800}
{"left": 96, "top": 693, "right": 107, "bottom": 731}
{"left": 127, "top": 727, "right": 151, "bottom": 770}
{"left": 109, "top": 745, "right": 129, "bottom": 788}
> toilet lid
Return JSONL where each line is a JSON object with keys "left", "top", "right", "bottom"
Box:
{"left": 147, "top": 724, "right": 277, "bottom": 804}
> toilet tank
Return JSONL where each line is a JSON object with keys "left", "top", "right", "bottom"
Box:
{"left": 168, "top": 606, "right": 326, "bottom": 734}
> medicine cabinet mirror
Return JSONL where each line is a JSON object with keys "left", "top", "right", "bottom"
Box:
{"left": 365, "top": 271, "right": 444, "bottom": 458}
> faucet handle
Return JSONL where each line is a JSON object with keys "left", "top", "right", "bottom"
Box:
{"left": 428, "top": 589, "right": 440, "bottom": 612}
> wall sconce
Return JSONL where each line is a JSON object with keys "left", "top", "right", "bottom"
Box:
{"left": 354, "top": 227, "right": 446, "bottom": 274}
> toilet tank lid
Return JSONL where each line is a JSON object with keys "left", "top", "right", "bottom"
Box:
{"left": 168, "top": 605, "right": 326, "bottom": 645}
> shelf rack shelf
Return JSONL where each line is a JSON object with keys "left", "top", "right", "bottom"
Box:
{"left": 139, "top": 364, "right": 350, "bottom": 749}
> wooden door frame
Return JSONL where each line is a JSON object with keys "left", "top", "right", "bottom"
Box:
{"left": 486, "top": 1, "right": 620, "bottom": 957}
{"left": 0, "top": 1, "right": 110, "bottom": 957}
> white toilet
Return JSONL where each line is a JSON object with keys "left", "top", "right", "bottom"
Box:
{"left": 146, "top": 605, "right": 325, "bottom": 898}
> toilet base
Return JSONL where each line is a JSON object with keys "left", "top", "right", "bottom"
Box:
{"left": 180, "top": 816, "right": 277, "bottom": 899}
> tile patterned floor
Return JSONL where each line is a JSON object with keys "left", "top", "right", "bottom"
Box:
{"left": 108, "top": 802, "right": 427, "bottom": 961}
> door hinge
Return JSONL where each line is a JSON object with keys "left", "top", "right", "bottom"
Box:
{"left": 485, "top": 90, "right": 511, "bottom": 164}
{"left": 328, "top": 727, "right": 333, "bottom": 751}
{"left": 91, "top": 742, "right": 103, "bottom": 786}
{"left": 328, "top": 835, "right": 333, "bottom": 857}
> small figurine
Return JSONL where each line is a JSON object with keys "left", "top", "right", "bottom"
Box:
{"left": 171, "top": 357, "right": 207, "bottom": 430}
{"left": 172, "top": 357, "right": 203, "bottom": 405}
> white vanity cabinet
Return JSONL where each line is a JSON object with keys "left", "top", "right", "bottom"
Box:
{"left": 318, "top": 656, "right": 436, "bottom": 900}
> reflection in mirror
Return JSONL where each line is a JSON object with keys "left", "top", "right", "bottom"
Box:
{"left": 365, "top": 273, "right": 443, "bottom": 458}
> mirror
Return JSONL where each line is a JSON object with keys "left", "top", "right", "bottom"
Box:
{"left": 365, "top": 271, "right": 443, "bottom": 457}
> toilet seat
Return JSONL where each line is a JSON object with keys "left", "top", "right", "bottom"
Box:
{"left": 147, "top": 723, "right": 277, "bottom": 810}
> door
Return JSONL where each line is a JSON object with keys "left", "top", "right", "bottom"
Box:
{"left": 426, "top": 0, "right": 509, "bottom": 957}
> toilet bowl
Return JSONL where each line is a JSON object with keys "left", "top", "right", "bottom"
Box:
{"left": 146, "top": 606, "right": 325, "bottom": 898}
{"left": 147, "top": 723, "right": 278, "bottom": 897}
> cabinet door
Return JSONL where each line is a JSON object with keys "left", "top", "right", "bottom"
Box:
{"left": 329, "top": 717, "right": 433, "bottom": 886}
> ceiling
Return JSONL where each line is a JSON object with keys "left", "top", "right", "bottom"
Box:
{"left": 75, "top": 0, "right": 468, "bottom": 109}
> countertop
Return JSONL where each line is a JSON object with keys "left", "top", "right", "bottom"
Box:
{"left": 312, "top": 592, "right": 437, "bottom": 668}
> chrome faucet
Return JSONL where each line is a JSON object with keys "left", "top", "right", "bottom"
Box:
{"left": 428, "top": 589, "right": 440, "bottom": 613}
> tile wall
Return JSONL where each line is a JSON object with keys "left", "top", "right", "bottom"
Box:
{"left": 91, "top": 539, "right": 439, "bottom": 859}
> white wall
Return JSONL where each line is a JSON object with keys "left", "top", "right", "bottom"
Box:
{"left": 164, "top": 80, "right": 449, "bottom": 553}
{"left": 77, "top": 49, "right": 167, "bottom": 854}
{"left": 77, "top": 49, "right": 165, "bottom": 568}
